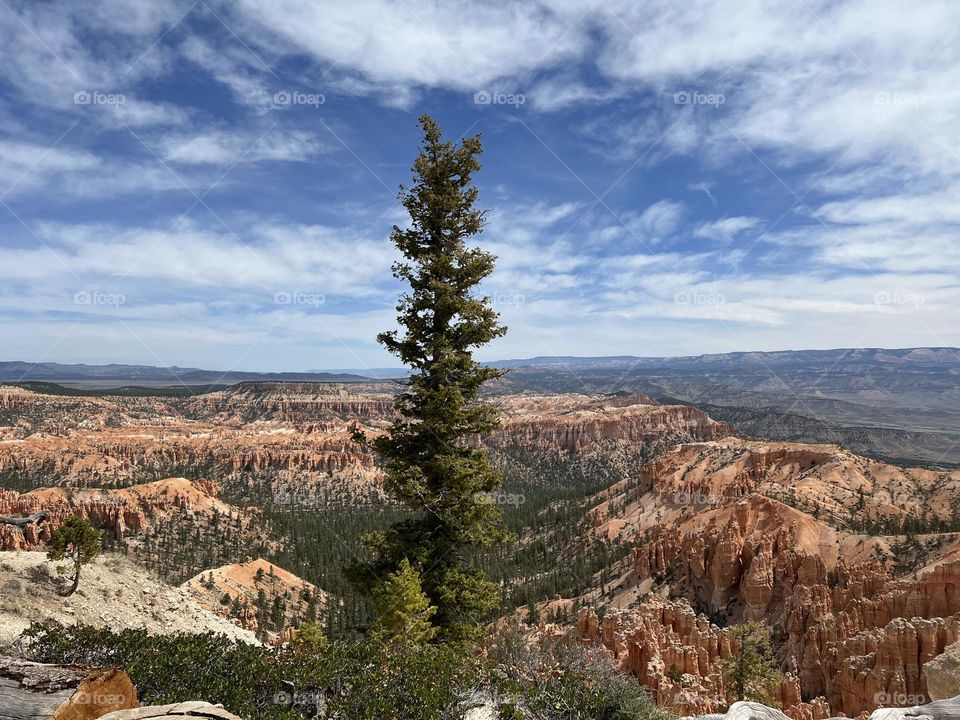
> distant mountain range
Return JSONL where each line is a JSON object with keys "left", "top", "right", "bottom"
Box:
{"left": 4, "top": 347, "right": 958, "bottom": 384}
{"left": 3, "top": 348, "right": 959, "bottom": 465}
{"left": 489, "top": 347, "right": 960, "bottom": 466}
{"left": 0, "top": 361, "right": 368, "bottom": 386}
{"left": 498, "top": 346, "right": 960, "bottom": 367}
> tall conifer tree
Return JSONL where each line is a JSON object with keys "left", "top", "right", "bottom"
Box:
{"left": 350, "top": 114, "right": 507, "bottom": 642}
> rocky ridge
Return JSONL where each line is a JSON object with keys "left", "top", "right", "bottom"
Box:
{"left": 573, "top": 440, "right": 960, "bottom": 718}
{"left": 182, "top": 558, "right": 327, "bottom": 640}
{"left": 0, "top": 477, "right": 264, "bottom": 552}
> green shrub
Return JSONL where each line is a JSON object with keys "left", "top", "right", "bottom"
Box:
{"left": 484, "top": 624, "right": 671, "bottom": 720}
{"left": 22, "top": 622, "right": 476, "bottom": 720}
{"left": 22, "top": 621, "right": 674, "bottom": 720}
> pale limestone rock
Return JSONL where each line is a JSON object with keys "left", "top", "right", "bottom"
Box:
{"left": 925, "top": 642, "right": 960, "bottom": 701}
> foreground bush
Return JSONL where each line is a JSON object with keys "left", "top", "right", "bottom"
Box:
{"left": 22, "top": 622, "right": 475, "bottom": 719}
{"left": 485, "top": 624, "right": 671, "bottom": 720}
{"left": 22, "top": 621, "right": 673, "bottom": 719}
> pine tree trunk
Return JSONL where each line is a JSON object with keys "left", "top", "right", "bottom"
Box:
{"left": 59, "top": 565, "right": 81, "bottom": 597}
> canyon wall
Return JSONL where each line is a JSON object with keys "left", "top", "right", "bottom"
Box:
{"left": 579, "top": 439, "right": 960, "bottom": 718}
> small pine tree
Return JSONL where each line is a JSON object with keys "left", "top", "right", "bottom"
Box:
{"left": 369, "top": 558, "right": 438, "bottom": 645}
{"left": 46, "top": 516, "right": 101, "bottom": 597}
{"left": 271, "top": 596, "right": 285, "bottom": 631}
{"left": 723, "top": 621, "right": 783, "bottom": 703}
{"left": 290, "top": 621, "right": 328, "bottom": 653}
{"left": 526, "top": 599, "right": 540, "bottom": 625}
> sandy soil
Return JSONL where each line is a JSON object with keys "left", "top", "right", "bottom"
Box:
{"left": 0, "top": 550, "right": 258, "bottom": 649}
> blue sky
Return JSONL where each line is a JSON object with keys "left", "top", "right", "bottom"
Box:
{"left": 1, "top": 0, "right": 958, "bottom": 372}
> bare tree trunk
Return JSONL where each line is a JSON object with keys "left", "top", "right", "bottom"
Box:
{"left": 97, "top": 702, "right": 245, "bottom": 720}
{"left": 0, "top": 511, "right": 47, "bottom": 529}
{"left": 0, "top": 656, "right": 137, "bottom": 720}
{"left": 60, "top": 566, "right": 81, "bottom": 597}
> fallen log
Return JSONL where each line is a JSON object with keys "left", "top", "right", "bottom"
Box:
{"left": 0, "top": 511, "right": 47, "bottom": 529}
{"left": 0, "top": 655, "right": 137, "bottom": 720}
{"left": 97, "top": 701, "right": 244, "bottom": 719}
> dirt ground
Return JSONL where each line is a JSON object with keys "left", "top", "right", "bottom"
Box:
{"left": 0, "top": 550, "right": 258, "bottom": 649}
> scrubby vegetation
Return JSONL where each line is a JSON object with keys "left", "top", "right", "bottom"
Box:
{"left": 22, "top": 621, "right": 672, "bottom": 720}
{"left": 486, "top": 624, "right": 671, "bottom": 720}
{"left": 722, "top": 621, "right": 782, "bottom": 705}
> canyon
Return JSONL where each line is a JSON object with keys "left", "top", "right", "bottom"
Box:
{"left": 2, "top": 382, "right": 959, "bottom": 717}
{"left": 0, "top": 385, "right": 734, "bottom": 507}
{"left": 573, "top": 441, "right": 960, "bottom": 718}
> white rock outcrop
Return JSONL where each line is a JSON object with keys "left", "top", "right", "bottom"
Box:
{"left": 925, "top": 642, "right": 960, "bottom": 702}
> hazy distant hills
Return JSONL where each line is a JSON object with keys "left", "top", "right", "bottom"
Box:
{"left": 497, "top": 347, "right": 960, "bottom": 413}
{"left": 494, "top": 347, "right": 960, "bottom": 466}
{"left": 6, "top": 347, "right": 957, "bottom": 383}
{"left": 2, "top": 348, "right": 958, "bottom": 465}
{"left": 0, "top": 361, "right": 369, "bottom": 386}
{"left": 493, "top": 347, "right": 960, "bottom": 368}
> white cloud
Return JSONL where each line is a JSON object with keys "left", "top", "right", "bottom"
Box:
{"left": 0, "top": 141, "right": 100, "bottom": 192}
{"left": 694, "top": 216, "right": 761, "bottom": 242}
{"left": 0, "top": 0, "right": 184, "bottom": 119}
{"left": 0, "top": 140, "right": 215, "bottom": 199}
{"left": 158, "top": 129, "right": 324, "bottom": 165}
{"left": 178, "top": 35, "right": 277, "bottom": 110}
{"left": 818, "top": 185, "right": 960, "bottom": 226}
{"left": 225, "top": 0, "right": 584, "bottom": 93}
{"left": 15, "top": 220, "right": 399, "bottom": 297}
{"left": 1, "top": 0, "right": 959, "bottom": 365}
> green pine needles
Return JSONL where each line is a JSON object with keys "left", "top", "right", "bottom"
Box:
{"left": 349, "top": 114, "right": 508, "bottom": 644}
{"left": 46, "top": 515, "right": 102, "bottom": 596}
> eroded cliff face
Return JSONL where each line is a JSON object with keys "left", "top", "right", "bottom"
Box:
{"left": 488, "top": 394, "right": 734, "bottom": 452}
{"left": 0, "top": 384, "right": 739, "bottom": 593}
{"left": 635, "top": 439, "right": 960, "bottom": 527}
{"left": 579, "top": 561, "right": 960, "bottom": 717}
{"left": 6, "top": 384, "right": 960, "bottom": 718}
{"left": 576, "top": 601, "right": 831, "bottom": 719}
{"left": 576, "top": 441, "right": 960, "bottom": 719}
{"left": 0, "top": 477, "right": 266, "bottom": 559}
{"left": 0, "top": 386, "right": 734, "bottom": 504}
{"left": 0, "top": 384, "right": 391, "bottom": 503}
